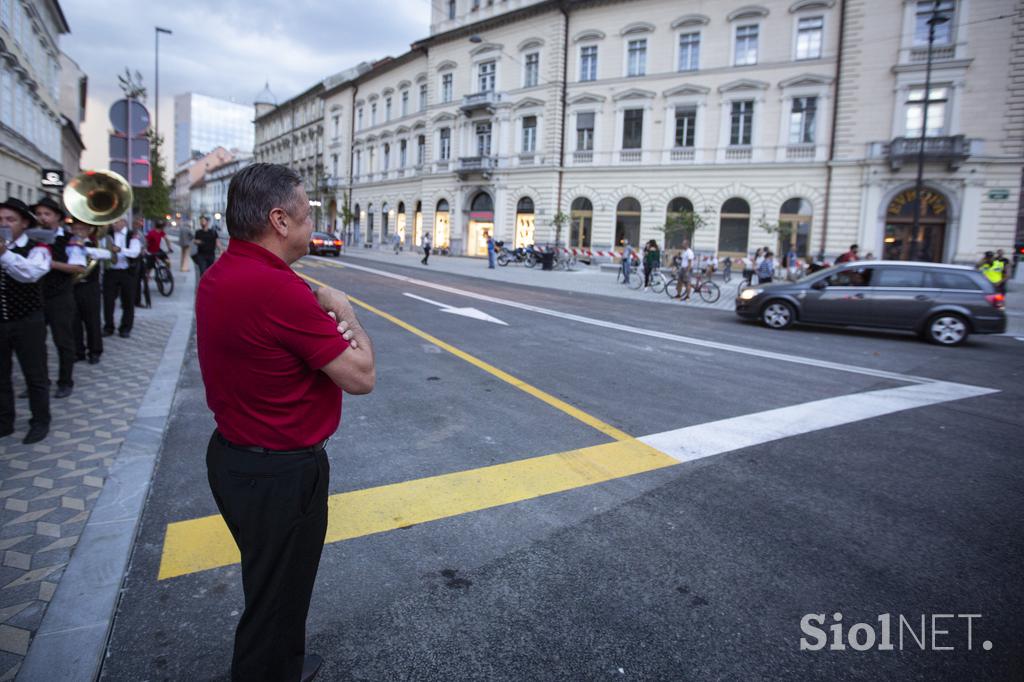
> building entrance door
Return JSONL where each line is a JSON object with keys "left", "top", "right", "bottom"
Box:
{"left": 883, "top": 188, "right": 948, "bottom": 262}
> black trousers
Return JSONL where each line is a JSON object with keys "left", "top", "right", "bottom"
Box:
{"left": 0, "top": 311, "right": 50, "bottom": 431}
{"left": 103, "top": 268, "right": 136, "bottom": 333}
{"left": 206, "top": 431, "right": 329, "bottom": 682}
{"left": 194, "top": 253, "right": 215, "bottom": 278}
{"left": 421, "top": 247, "right": 430, "bottom": 264}
{"left": 73, "top": 280, "right": 103, "bottom": 359}
{"left": 44, "top": 291, "right": 76, "bottom": 388}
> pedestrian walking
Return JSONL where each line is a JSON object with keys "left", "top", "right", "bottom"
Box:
{"left": 192, "top": 215, "right": 220, "bottom": 278}
{"left": 392, "top": 232, "right": 401, "bottom": 255}
{"left": 102, "top": 217, "right": 142, "bottom": 339}
{"left": 69, "top": 220, "right": 109, "bottom": 365}
{"left": 486, "top": 231, "right": 495, "bottom": 269}
{"left": 621, "top": 239, "right": 633, "bottom": 285}
{"left": 978, "top": 251, "right": 1006, "bottom": 294}
{"left": 196, "top": 163, "right": 375, "bottom": 682}
{"left": 642, "top": 239, "right": 660, "bottom": 290}
{"left": 674, "top": 240, "right": 695, "bottom": 301}
{"left": 994, "top": 249, "right": 1011, "bottom": 294}
{"left": 757, "top": 250, "right": 776, "bottom": 284}
{"left": 31, "top": 196, "right": 83, "bottom": 398}
{"left": 0, "top": 197, "right": 52, "bottom": 444}
{"left": 179, "top": 218, "right": 194, "bottom": 272}
{"left": 421, "top": 231, "right": 431, "bottom": 265}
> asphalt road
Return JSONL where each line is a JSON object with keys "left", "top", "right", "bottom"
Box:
{"left": 101, "top": 254, "right": 1023, "bottom": 681}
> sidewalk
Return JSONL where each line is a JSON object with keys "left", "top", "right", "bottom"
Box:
{"left": 333, "top": 246, "right": 737, "bottom": 312}
{"left": 0, "top": 270, "right": 195, "bottom": 681}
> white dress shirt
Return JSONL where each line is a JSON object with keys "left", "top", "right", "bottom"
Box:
{"left": 0, "top": 233, "right": 52, "bottom": 283}
{"left": 109, "top": 227, "right": 142, "bottom": 270}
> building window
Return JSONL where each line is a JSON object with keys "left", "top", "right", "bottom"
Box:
{"left": 331, "top": 153, "right": 338, "bottom": 177}
{"left": 905, "top": 86, "right": 948, "bottom": 137}
{"left": 730, "top": 100, "right": 754, "bottom": 145}
{"left": 719, "top": 198, "right": 751, "bottom": 255}
{"left": 332, "top": 115, "right": 340, "bottom": 138}
{"left": 622, "top": 109, "right": 643, "bottom": 149}
{"left": 441, "top": 73, "right": 453, "bottom": 103}
{"left": 789, "top": 97, "right": 817, "bottom": 144}
{"left": 370, "top": 102, "right": 377, "bottom": 126}
{"left": 576, "top": 112, "right": 595, "bottom": 151}
{"left": 478, "top": 60, "right": 496, "bottom": 93}
{"left": 735, "top": 24, "right": 759, "bottom": 65}
{"left": 665, "top": 197, "right": 695, "bottom": 249}
{"left": 674, "top": 107, "right": 696, "bottom": 148}
{"left": 678, "top": 32, "right": 700, "bottom": 71}
{"left": 579, "top": 45, "right": 598, "bottom": 82}
{"left": 354, "top": 150, "right": 361, "bottom": 176}
{"left": 401, "top": 91, "right": 409, "bottom": 116}
{"left": 522, "top": 116, "right": 537, "bottom": 152}
{"left": 615, "top": 197, "right": 641, "bottom": 247}
{"left": 383, "top": 143, "right": 390, "bottom": 170}
{"left": 914, "top": 0, "right": 954, "bottom": 45}
{"left": 627, "top": 39, "right": 647, "bottom": 77}
{"left": 796, "top": 17, "right": 824, "bottom": 60}
{"left": 419, "top": 83, "right": 428, "bottom": 111}
{"left": 439, "top": 127, "right": 451, "bottom": 160}
{"left": 476, "top": 121, "right": 492, "bottom": 156}
{"left": 448, "top": 0, "right": 456, "bottom": 20}
{"left": 524, "top": 53, "right": 540, "bottom": 88}
{"left": 400, "top": 139, "right": 407, "bottom": 167}
{"left": 417, "top": 135, "right": 426, "bottom": 165}
{"left": 357, "top": 107, "right": 363, "bottom": 130}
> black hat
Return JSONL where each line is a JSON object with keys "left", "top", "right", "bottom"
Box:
{"left": 0, "top": 198, "right": 37, "bottom": 226}
{"left": 30, "top": 195, "right": 66, "bottom": 219}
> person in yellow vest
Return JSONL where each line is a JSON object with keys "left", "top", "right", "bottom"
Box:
{"left": 978, "top": 251, "right": 1006, "bottom": 294}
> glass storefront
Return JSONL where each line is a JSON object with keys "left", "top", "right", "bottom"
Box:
{"left": 434, "top": 199, "right": 450, "bottom": 248}
{"left": 570, "top": 198, "right": 592, "bottom": 248}
{"left": 467, "top": 192, "right": 494, "bottom": 257}
{"left": 515, "top": 197, "right": 535, "bottom": 249}
{"left": 883, "top": 188, "right": 948, "bottom": 262}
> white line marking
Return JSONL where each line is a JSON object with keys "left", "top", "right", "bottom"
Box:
{"left": 403, "top": 292, "right": 508, "bottom": 326}
{"left": 317, "top": 257, "right": 938, "bottom": 385}
{"left": 639, "top": 381, "right": 998, "bottom": 463}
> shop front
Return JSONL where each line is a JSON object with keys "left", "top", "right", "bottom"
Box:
{"left": 467, "top": 192, "right": 494, "bottom": 257}
{"left": 883, "top": 187, "right": 949, "bottom": 262}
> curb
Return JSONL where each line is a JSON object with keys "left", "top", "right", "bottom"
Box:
{"left": 17, "top": 272, "right": 196, "bottom": 681}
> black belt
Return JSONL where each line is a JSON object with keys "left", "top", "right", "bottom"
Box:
{"left": 216, "top": 432, "right": 328, "bottom": 455}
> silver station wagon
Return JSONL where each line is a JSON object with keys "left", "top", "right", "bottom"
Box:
{"left": 735, "top": 261, "right": 1007, "bottom": 346}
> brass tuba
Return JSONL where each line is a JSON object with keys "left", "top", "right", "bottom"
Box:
{"left": 63, "top": 170, "right": 133, "bottom": 283}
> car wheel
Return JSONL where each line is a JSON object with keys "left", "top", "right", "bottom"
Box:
{"left": 761, "top": 300, "right": 795, "bottom": 329}
{"left": 926, "top": 313, "right": 969, "bottom": 346}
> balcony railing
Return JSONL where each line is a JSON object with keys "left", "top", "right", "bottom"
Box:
{"left": 518, "top": 153, "right": 535, "bottom": 165}
{"left": 785, "top": 144, "right": 816, "bottom": 161}
{"left": 456, "top": 156, "right": 497, "bottom": 177}
{"left": 670, "top": 148, "right": 695, "bottom": 162}
{"left": 461, "top": 91, "right": 502, "bottom": 113}
{"left": 573, "top": 150, "right": 593, "bottom": 164}
{"left": 725, "top": 146, "right": 752, "bottom": 161}
{"left": 909, "top": 44, "right": 956, "bottom": 63}
{"left": 888, "top": 135, "right": 969, "bottom": 170}
{"left": 619, "top": 150, "right": 642, "bottom": 163}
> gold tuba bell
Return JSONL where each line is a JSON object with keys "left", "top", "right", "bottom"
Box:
{"left": 62, "top": 170, "right": 133, "bottom": 226}
{"left": 64, "top": 170, "right": 132, "bottom": 284}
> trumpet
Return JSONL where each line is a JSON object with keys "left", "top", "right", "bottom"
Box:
{"left": 63, "top": 170, "right": 132, "bottom": 284}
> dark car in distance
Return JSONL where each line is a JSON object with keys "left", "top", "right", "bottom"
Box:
{"left": 735, "top": 261, "right": 1006, "bottom": 346}
{"left": 309, "top": 232, "right": 342, "bottom": 256}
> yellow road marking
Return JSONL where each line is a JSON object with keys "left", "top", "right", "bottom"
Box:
{"left": 296, "top": 271, "right": 633, "bottom": 443}
{"left": 158, "top": 438, "right": 676, "bottom": 580}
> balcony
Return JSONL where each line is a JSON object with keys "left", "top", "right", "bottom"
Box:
{"left": 573, "top": 150, "right": 593, "bottom": 164}
{"left": 619, "top": 150, "right": 642, "bottom": 164}
{"left": 461, "top": 91, "right": 502, "bottom": 113}
{"left": 457, "top": 156, "right": 497, "bottom": 178}
{"left": 908, "top": 44, "right": 956, "bottom": 63}
{"left": 725, "top": 146, "right": 752, "bottom": 161}
{"left": 785, "top": 144, "right": 816, "bottom": 161}
{"left": 888, "top": 135, "right": 969, "bottom": 170}
{"left": 518, "top": 153, "right": 536, "bottom": 166}
{"left": 670, "top": 148, "right": 695, "bottom": 162}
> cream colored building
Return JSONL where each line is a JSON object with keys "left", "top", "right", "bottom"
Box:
{"left": 267, "top": 0, "right": 1023, "bottom": 262}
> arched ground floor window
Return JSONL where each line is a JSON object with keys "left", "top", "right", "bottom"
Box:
{"left": 614, "top": 197, "right": 641, "bottom": 247}
{"left": 883, "top": 187, "right": 949, "bottom": 262}
{"left": 515, "top": 197, "right": 535, "bottom": 249}
{"left": 778, "top": 198, "right": 812, "bottom": 262}
{"left": 570, "top": 197, "right": 593, "bottom": 248}
{"left": 434, "top": 199, "right": 450, "bottom": 248}
{"left": 718, "top": 198, "right": 750, "bottom": 256}
{"left": 467, "top": 192, "right": 494, "bottom": 256}
{"left": 665, "top": 197, "right": 695, "bottom": 250}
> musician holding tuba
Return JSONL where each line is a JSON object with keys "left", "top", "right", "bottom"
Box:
{"left": 68, "top": 219, "right": 111, "bottom": 365}
{"left": 31, "top": 196, "right": 84, "bottom": 399}
{"left": 0, "top": 197, "right": 53, "bottom": 444}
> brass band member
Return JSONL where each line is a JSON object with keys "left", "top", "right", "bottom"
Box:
{"left": 0, "top": 198, "right": 53, "bottom": 444}
{"left": 31, "top": 196, "right": 84, "bottom": 398}
{"left": 102, "top": 217, "right": 142, "bottom": 338}
{"left": 69, "top": 220, "right": 111, "bottom": 364}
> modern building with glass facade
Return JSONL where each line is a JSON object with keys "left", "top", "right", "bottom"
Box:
{"left": 173, "top": 93, "right": 254, "bottom": 170}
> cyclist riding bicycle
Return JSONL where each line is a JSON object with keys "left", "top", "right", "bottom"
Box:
{"left": 141, "top": 221, "right": 174, "bottom": 306}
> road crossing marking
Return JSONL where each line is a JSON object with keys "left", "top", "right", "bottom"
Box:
{"left": 308, "top": 257, "right": 937, "bottom": 385}
{"left": 157, "top": 379, "right": 996, "bottom": 580}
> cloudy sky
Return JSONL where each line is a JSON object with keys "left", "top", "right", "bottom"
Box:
{"left": 61, "top": 0, "right": 430, "bottom": 170}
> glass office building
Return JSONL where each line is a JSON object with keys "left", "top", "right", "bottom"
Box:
{"left": 174, "top": 93, "right": 254, "bottom": 169}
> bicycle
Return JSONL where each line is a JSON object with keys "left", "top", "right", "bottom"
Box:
{"left": 690, "top": 269, "right": 721, "bottom": 303}
{"left": 554, "top": 250, "right": 578, "bottom": 271}
{"left": 152, "top": 253, "right": 174, "bottom": 296}
{"left": 644, "top": 267, "right": 674, "bottom": 294}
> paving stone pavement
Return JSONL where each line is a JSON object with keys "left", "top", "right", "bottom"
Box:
{"left": 0, "top": 312, "right": 175, "bottom": 681}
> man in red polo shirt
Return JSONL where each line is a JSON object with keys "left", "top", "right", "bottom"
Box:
{"left": 196, "top": 163, "right": 375, "bottom": 682}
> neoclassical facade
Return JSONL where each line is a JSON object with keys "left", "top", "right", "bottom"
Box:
{"left": 256, "top": 0, "right": 1022, "bottom": 263}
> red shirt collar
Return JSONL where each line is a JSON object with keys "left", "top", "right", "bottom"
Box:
{"left": 226, "top": 239, "right": 293, "bottom": 272}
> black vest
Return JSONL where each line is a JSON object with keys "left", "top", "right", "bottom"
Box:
{"left": 0, "top": 241, "right": 46, "bottom": 322}
{"left": 42, "top": 231, "right": 73, "bottom": 299}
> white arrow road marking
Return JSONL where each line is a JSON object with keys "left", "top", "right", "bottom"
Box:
{"left": 403, "top": 292, "right": 508, "bottom": 326}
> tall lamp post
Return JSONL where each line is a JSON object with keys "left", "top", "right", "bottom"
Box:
{"left": 910, "top": 1, "right": 949, "bottom": 261}
{"left": 154, "top": 27, "right": 172, "bottom": 143}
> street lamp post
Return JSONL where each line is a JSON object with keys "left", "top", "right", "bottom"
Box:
{"left": 155, "top": 27, "right": 172, "bottom": 142}
{"left": 910, "top": 2, "right": 949, "bottom": 261}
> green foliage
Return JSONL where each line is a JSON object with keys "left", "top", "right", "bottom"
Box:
{"left": 339, "top": 192, "right": 355, "bottom": 228}
{"left": 757, "top": 217, "right": 795, "bottom": 241}
{"left": 551, "top": 211, "right": 569, "bottom": 247}
{"left": 117, "top": 68, "right": 146, "bottom": 100}
{"left": 135, "top": 130, "right": 171, "bottom": 220}
{"left": 662, "top": 210, "right": 705, "bottom": 248}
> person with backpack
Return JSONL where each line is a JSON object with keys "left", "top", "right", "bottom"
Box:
{"left": 757, "top": 250, "right": 776, "bottom": 284}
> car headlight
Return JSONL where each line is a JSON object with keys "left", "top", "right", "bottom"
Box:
{"left": 739, "top": 288, "right": 763, "bottom": 301}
